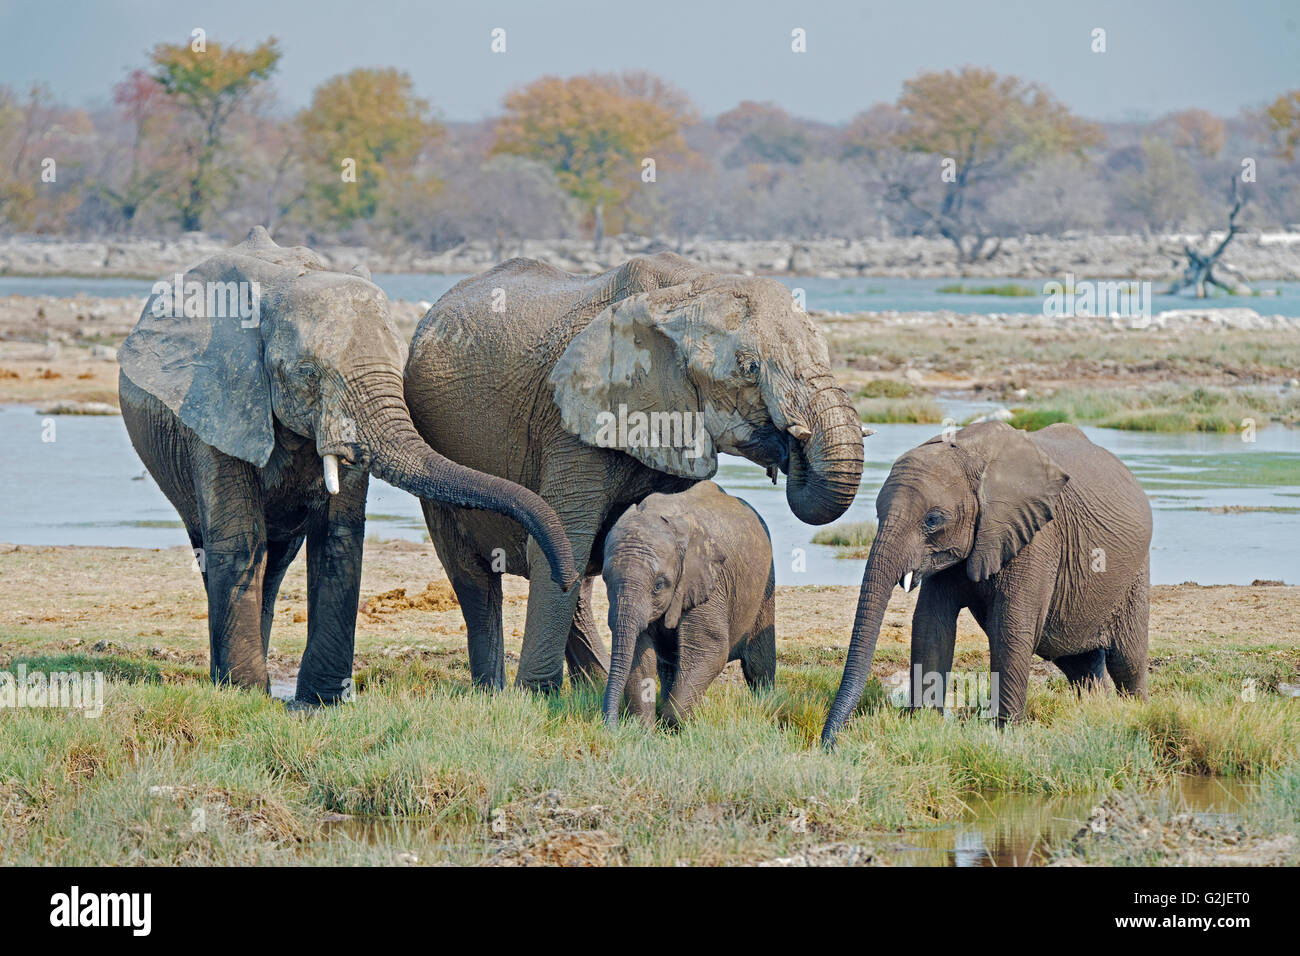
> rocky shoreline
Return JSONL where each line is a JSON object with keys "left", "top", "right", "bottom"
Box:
{"left": 3, "top": 231, "right": 1300, "bottom": 280}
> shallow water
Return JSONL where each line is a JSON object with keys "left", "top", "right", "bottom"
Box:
{"left": 7, "top": 273, "right": 1300, "bottom": 317}
{"left": 307, "top": 775, "right": 1255, "bottom": 867}
{"left": 3, "top": 402, "right": 1297, "bottom": 586}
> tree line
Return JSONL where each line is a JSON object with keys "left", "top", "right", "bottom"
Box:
{"left": 3, "top": 35, "right": 1300, "bottom": 258}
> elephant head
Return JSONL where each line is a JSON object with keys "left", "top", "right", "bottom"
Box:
{"left": 119, "top": 226, "right": 577, "bottom": 588}
{"left": 549, "top": 268, "right": 865, "bottom": 525}
{"left": 601, "top": 494, "right": 727, "bottom": 727}
{"left": 820, "top": 421, "right": 1069, "bottom": 746}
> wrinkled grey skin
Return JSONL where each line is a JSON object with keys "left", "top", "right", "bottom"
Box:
{"left": 118, "top": 227, "right": 577, "bottom": 704}
{"left": 602, "top": 482, "right": 776, "bottom": 727}
{"left": 822, "top": 421, "right": 1152, "bottom": 746}
{"left": 406, "top": 253, "right": 864, "bottom": 693}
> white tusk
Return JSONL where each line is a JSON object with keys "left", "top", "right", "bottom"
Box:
{"left": 322, "top": 454, "right": 340, "bottom": 495}
{"left": 861, "top": 425, "right": 876, "bottom": 437}
{"left": 787, "top": 424, "right": 812, "bottom": 441}
{"left": 901, "top": 571, "right": 913, "bottom": 593}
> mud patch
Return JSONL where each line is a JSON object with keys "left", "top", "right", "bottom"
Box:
{"left": 360, "top": 581, "right": 460, "bottom": 617}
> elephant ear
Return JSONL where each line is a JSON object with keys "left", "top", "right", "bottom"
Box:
{"left": 118, "top": 256, "right": 275, "bottom": 467}
{"left": 549, "top": 289, "right": 744, "bottom": 479}
{"left": 664, "top": 519, "right": 726, "bottom": 629}
{"left": 959, "top": 422, "right": 1069, "bottom": 582}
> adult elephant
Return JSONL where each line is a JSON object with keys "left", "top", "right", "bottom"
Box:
{"left": 119, "top": 227, "right": 577, "bottom": 704}
{"left": 406, "top": 253, "right": 865, "bottom": 692}
{"left": 821, "top": 421, "right": 1152, "bottom": 747}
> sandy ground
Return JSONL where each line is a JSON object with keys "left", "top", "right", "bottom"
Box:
{"left": 2, "top": 539, "right": 1296, "bottom": 688}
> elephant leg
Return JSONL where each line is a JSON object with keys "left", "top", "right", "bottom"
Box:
{"left": 1104, "top": 558, "right": 1150, "bottom": 700}
{"left": 664, "top": 616, "right": 730, "bottom": 727}
{"left": 422, "top": 500, "right": 507, "bottom": 689}
{"left": 1053, "top": 647, "right": 1107, "bottom": 694}
{"left": 516, "top": 513, "right": 597, "bottom": 693}
{"left": 623, "top": 632, "right": 660, "bottom": 726}
{"left": 565, "top": 577, "right": 610, "bottom": 686}
{"left": 261, "top": 535, "right": 304, "bottom": 657}
{"left": 985, "top": 572, "right": 1053, "bottom": 724}
{"left": 296, "top": 473, "right": 368, "bottom": 705}
{"left": 194, "top": 460, "right": 269, "bottom": 691}
{"left": 739, "top": 587, "right": 776, "bottom": 692}
{"left": 909, "top": 568, "right": 968, "bottom": 710}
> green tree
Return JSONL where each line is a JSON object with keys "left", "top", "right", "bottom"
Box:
{"left": 1264, "top": 90, "right": 1300, "bottom": 161}
{"left": 297, "top": 68, "right": 440, "bottom": 230}
{"left": 887, "top": 67, "right": 1102, "bottom": 260}
{"left": 493, "top": 72, "right": 692, "bottom": 244}
{"left": 150, "top": 36, "right": 280, "bottom": 230}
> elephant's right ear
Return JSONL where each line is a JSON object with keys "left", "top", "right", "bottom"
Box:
{"left": 119, "top": 276, "right": 275, "bottom": 467}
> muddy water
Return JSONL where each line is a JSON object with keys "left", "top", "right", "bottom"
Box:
{"left": 305, "top": 775, "right": 1256, "bottom": 866}
{"left": 891, "top": 776, "right": 1255, "bottom": 867}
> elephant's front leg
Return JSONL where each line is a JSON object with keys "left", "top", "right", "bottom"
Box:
{"left": 296, "top": 472, "right": 368, "bottom": 705}
{"left": 908, "top": 568, "right": 968, "bottom": 711}
{"left": 985, "top": 570, "right": 1054, "bottom": 723}
{"left": 624, "top": 632, "right": 660, "bottom": 726}
{"left": 663, "top": 615, "right": 730, "bottom": 727}
{"left": 195, "top": 458, "right": 270, "bottom": 691}
{"left": 565, "top": 577, "right": 611, "bottom": 685}
{"left": 517, "top": 524, "right": 595, "bottom": 691}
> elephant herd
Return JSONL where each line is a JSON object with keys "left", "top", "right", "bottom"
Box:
{"left": 119, "top": 228, "right": 1153, "bottom": 747}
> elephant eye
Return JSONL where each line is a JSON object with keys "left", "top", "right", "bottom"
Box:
{"left": 295, "top": 361, "right": 322, "bottom": 386}
{"left": 738, "top": 356, "right": 760, "bottom": 381}
{"left": 924, "top": 509, "right": 948, "bottom": 532}
{"left": 653, "top": 576, "right": 668, "bottom": 593}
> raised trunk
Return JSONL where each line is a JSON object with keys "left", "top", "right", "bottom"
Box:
{"left": 358, "top": 384, "right": 578, "bottom": 590}
{"left": 785, "top": 374, "right": 865, "bottom": 525}
{"left": 820, "top": 534, "right": 911, "bottom": 748}
{"left": 602, "top": 592, "right": 649, "bottom": 726}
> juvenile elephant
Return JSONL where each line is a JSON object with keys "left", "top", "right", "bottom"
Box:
{"left": 821, "top": 421, "right": 1152, "bottom": 746}
{"left": 118, "top": 227, "right": 577, "bottom": 704}
{"left": 406, "top": 253, "right": 864, "bottom": 693}
{"left": 602, "top": 481, "right": 776, "bottom": 727}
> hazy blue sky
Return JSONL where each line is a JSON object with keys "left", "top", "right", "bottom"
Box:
{"left": 1, "top": 0, "right": 1296, "bottom": 122}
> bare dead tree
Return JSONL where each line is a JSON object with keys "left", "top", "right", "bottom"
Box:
{"left": 1165, "top": 177, "right": 1249, "bottom": 297}
{"left": 887, "top": 180, "right": 1003, "bottom": 262}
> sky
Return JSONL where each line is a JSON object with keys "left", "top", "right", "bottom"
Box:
{"left": 0, "top": 0, "right": 1296, "bottom": 123}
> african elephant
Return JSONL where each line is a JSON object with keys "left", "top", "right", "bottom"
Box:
{"left": 405, "top": 253, "right": 865, "bottom": 693}
{"left": 821, "top": 421, "right": 1151, "bottom": 747}
{"left": 602, "top": 481, "right": 776, "bottom": 728}
{"left": 118, "top": 227, "right": 577, "bottom": 704}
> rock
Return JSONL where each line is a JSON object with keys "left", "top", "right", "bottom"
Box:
{"left": 89, "top": 345, "right": 117, "bottom": 361}
{"left": 35, "top": 400, "right": 119, "bottom": 415}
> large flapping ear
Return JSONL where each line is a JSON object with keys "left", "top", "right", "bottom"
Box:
{"left": 117, "top": 233, "right": 305, "bottom": 467}
{"left": 663, "top": 517, "right": 726, "bottom": 629}
{"left": 956, "top": 422, "right": 1069, "bottom": 581}
{"left": 549, "top": 289, "right": 745, "bottom": 479}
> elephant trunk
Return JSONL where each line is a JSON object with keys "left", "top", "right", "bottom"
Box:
{"left": 784, "top": 373, "right": 865, "bottom": 525}
{"left": 603, "top": 590, "right": 650, "bottom": 726}
{"left": 353, "top": 376, "right": 579, "bottom": 590}
{"left": 820, "top": 528, "right": 913, "bottom": 748}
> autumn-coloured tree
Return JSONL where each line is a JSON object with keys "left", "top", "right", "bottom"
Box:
{"left": 1264, "top": 89, "right": 1300, "bottom": 161}
{"left": 886, "top": 67, "right": 1102, "bottom": 260}
{"left": 150, "top": 37, "right": 280, "bottom": 230}
{"left": 95, "top": 70, "right": 175, "bottom": 230}
{"left": 1164, "top": 109, "right": 1225, "bottom": 159}
{"left": 493, "top": 72, "right": 693, "bottom": 244}
{"left": 0, "top": 83, "right": 94, "bottom": 231}
{"left": 297, "top": 68, "right": 441, "bottom": 230}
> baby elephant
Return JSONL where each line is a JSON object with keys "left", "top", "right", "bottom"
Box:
{"left": 602, "top": 482, "right": 776, "bottom": 727}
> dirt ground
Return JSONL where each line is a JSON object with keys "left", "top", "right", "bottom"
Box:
{"left": 2, "top": 538, "right": 1296, "bottom": 687}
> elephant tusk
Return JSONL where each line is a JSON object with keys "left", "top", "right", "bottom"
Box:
{"left": 766, "top": 464, "right": 779, "bottom": 484}
{"left": 901, "top": 571, "right": 913, "bottom": 593}
{"left": 787, "top": 424, "right": 812, "bottom": 442}
{"left": 322, "top": 454, "right": 340, "bottom": 495}
{"left": 862, "top": 425, "right": 876, "bottom": 437}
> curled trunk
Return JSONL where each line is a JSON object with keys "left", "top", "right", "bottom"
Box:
{"left": 821, "top": 533, "right": 910, "bottom": 748}
{"left": 785, "top": 373, "right": 864, "bottom": 525}
{"left": 356, "top": 380, "right": 578, "bottom": 590}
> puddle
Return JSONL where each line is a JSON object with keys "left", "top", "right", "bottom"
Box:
{"left": 890, "top": 776, "right": 1255, "bottom": 867}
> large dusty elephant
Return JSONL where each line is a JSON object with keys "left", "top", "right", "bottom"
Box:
{"left": 602, "top": 481, "right": 776, "bottom": 728}
{"left": 405, "top": 253, "right": 865, "bottom": 692}
{"left": 821, "top": 421, "right": 1151, "bottom": 746}
{"left": 118, "top": 227, "right": 577, "bottom": 704}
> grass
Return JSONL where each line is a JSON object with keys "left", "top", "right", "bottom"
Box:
{"left": 811, "top": 520, "right": 878, "bottom": 558}
{"left": 1, "top": 638, "right": 1297, "bottom": 866}
{"left": 854, "top": 379, "right": 944, "bottom": 422}
{"left": 936, "top": 283, "right": 1038, "bottom": 297}
{"left": 1006, "top": 385, "right": 1300, "bottom": 432}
